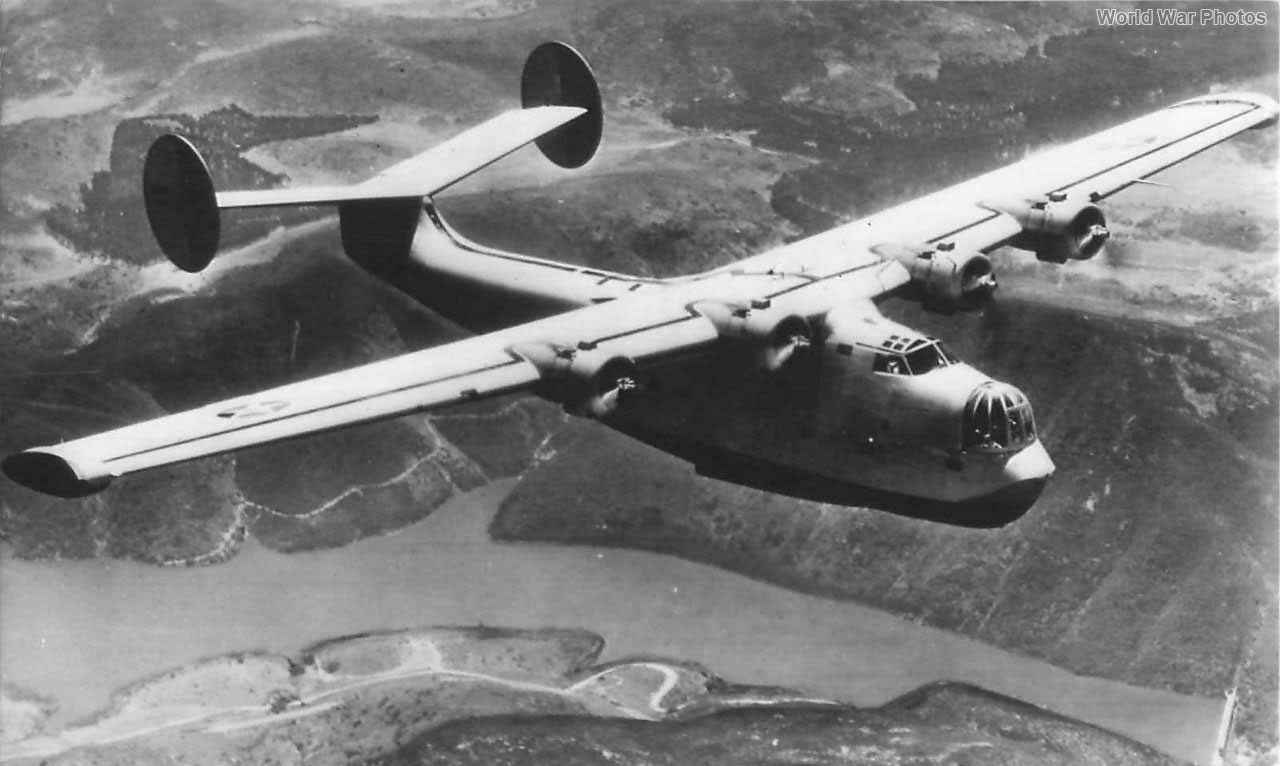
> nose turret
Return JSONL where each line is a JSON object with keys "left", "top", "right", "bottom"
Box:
{"left": 963, "top": 381, "right": 1038, "bottom": 454}
{"left": 953, "top": 380, "right": 1054, "bottom": 526}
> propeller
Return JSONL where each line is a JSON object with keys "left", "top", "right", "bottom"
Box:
{"left": 960, "top": 256, "right": 999, "bottom": 309}
{"left": 1075, "top": 222, "right": 1110, "bottom": 260}
{"left": 576, "top": 357, "right": 641, "bottom": 418}
{"left": 759, "top": 315, "right": 813, "bottom": 372}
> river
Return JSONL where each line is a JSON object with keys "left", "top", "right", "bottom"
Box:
{"left": 0, "top": 479, "right": 1222, "bottom": 763}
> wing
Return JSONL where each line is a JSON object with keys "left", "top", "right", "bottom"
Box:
{"left": 732, "top": 92, "right": 1278, "bottom": 276}
{"left": 3, "top": 336, "right": 542, "bottom": 498}
{"left": 3, "top": 263, "right": 904, "bottom": 498}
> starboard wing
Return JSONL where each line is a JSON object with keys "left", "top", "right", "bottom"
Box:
{"left": 732, "top": 92, "right": 1278, "bottom": 277}
{"left": 912, "top": 91, "right": 1280, "bottom": 254}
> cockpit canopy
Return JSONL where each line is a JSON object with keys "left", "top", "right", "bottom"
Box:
{"left": 873, "top": 336, "right": 959, "bottom": 376}
{"left": 963, "top": 382, "right": 1037, "bottom": 453}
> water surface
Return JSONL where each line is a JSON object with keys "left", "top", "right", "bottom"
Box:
{"left": 1, "top": 480, "right": 1222, "bottom": 762}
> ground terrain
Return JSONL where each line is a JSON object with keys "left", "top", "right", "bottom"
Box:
{"left": 0, "top": 626, "right": 1181, "bottom": 766}
{"left": 1, "top": 0, "right": 1276, "bottom": 762}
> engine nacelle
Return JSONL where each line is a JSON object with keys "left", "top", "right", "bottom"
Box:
{"left": 872, "top": 243, "right": 998, "bottom": 314}
{"left": 512, "top": 343, "right": 638, "bottom": 418}
{"left": 695, "top": 301, "right": 813, "bottom": 371}
{"left": 992, "top": 194, "right": 1110, "bottom": 263}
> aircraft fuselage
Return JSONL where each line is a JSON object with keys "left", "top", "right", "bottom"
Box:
{"left": 345, "top": 201, "right": 1054, "bottom": 527}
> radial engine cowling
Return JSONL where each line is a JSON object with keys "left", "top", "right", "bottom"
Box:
{"left": 995, "top": 194, "right": 1110, "bottom": 263}
{"left": 514, "top": 343, "right": 638, "bottom": 418}
{"left": 570, "top": 354, "right": 639, "bottom": 418}
{"left": 873, "top": 243, "right": 998, "bottom": 314}
{"left": 695, "top": 300, "right": 813, "bottom": 372}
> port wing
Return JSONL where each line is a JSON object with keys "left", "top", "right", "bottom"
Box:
{"left": 1, "top": 256, "right": 915, "bottom": 499}
{"left": 1, "top": 288, "right": 727, "bottom": 498}
{"left": 3, "top": 337, "right": 541, "bottom": 497}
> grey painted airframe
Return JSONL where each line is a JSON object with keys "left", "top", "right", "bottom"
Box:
{"left": 5, "top": 43, "right": 1276, "bottom": 527}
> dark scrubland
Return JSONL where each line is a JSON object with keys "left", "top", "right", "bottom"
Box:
{"left": 44, "top": 106, "right": 376, "bottom": 264}
{"left": 437, "top": 139, "right": 798, "bottom": 278}
{"left": 385, "top": 682, "right": 1178, "bottom": 766}
{"left": 654, "top": 3, "right": 1279, "bottom": 233}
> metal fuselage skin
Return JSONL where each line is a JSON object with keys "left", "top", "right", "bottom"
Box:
{"left": 344, "top": 202, "right": 1053, "bottom": 526}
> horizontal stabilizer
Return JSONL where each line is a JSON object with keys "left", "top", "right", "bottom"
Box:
{"left": 215, "top": 105, "right": 587, "bottom": 209}
{"left": 143, "top": 40, "right": 604, "bottom": 272}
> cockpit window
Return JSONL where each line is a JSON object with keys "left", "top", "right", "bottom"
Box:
{"left": 874, "top": 353, "right": 909, "bottom": 375}
{"left": 874, "top": 339, "right": 957, "bottom": 376}
{"left": 905, "top": 343, "right": 949, "bottom": 375}
{"left": 963, "top": 382, "right": 1037, "bottom": 453}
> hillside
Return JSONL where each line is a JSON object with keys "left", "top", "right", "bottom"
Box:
{"left": 388, "top": 681, "right": 1178, "bottom": 766}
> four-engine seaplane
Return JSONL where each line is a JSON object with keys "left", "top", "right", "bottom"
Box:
{"left": 4, "top": 43, "right": 1276, "bottom": 526}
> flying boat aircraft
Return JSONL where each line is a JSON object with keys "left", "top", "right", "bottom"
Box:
{"left": 4, "top": 43, "right": 1276, "bottom": 526}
